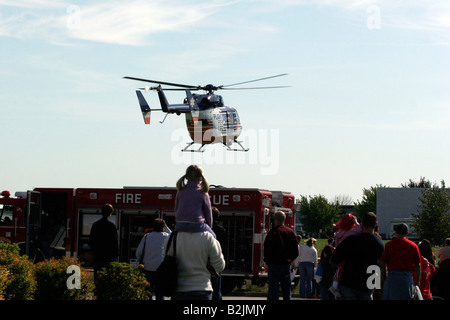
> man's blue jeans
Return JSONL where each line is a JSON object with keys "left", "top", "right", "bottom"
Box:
{"left": 382, "top": 270, "right": 415, "bottom": 300}
{"left": 267, "top": 263, "right": 291, "bottom": 300}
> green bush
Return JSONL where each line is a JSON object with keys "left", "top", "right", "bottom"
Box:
{"left": 0, "top": 242, "right": 36, "bottom": 300}
{"left": 34, "top": 257, "right": 95, "bottom": 300}
{"left": 0, "top": 266, "right": 11, "bottom": 300}
{"left": 95, "top": 262, "right": 150, "bottom": 300}
{"left": 0, "top": 237, "right": 20, "bottom": 255}
{"left": 0, "top": 238, "right": 153, "bottom": 300}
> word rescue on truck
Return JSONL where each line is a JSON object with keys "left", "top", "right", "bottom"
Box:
{"left": 113, "top": 193, "right": 231, "bottom": 206}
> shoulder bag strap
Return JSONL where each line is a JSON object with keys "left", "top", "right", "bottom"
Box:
{"left": 172, "top": 232, "right": 177, "bottom": 257}
{"left": 140, "top": 234, "right": 147, "bottom": 262}
{"left": 165, "top": 231, "right": 178, "bottom": 257}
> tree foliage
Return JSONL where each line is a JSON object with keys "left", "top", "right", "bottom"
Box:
{"left": 353, "top": 185, "right": 385, "bottom": 221}
{"left": 401, "top": 176, "right": 432, "bottom": 188}
{"left": 412, "top": 180, "right": 450, "bottom": 245}
{"left": 298, "top": 195, "right": 341, "bottom": 235}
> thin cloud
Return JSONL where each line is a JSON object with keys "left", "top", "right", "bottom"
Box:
{"left": 64, "top": 1, "right": 226, "bottom": 45}
{"left": 0, "top": 0, "right": 233, "bottom": 45}
{"left": 0, "top": 0, "right": 63, "bottom": 9}
{"left": 4, "top": 0, "right": 447, "bottom": 46}
{"left": 254, "top": 0, "right": 450, "bottom": 37}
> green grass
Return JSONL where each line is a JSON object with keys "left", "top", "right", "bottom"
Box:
{"left": 309, "top": 238, "right": 329, "bottom": 256}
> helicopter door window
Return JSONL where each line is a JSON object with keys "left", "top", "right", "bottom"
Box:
{"left": 220, "top": 114, "right": 227, "bottom": 134}
{"left": 233, "top": 114, "right": 238, "bottom": 129}
{"left": 222, "top": 114, "right": 229, "bottom": 127}
{"left": 231, "top": 113, "right": 240, "bottom": 127}
{"left": 224, "top": 112, "right": 239, "bottom": 128}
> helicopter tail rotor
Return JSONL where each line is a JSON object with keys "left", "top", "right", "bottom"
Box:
{"left": 136, "top": 91, "right": 152, "bottom": 124}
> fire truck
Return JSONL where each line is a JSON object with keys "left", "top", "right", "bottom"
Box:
{"left": 0, "top": 186, "right": 295, "bottom": 292}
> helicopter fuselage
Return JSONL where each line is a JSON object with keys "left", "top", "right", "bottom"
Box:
{"left": 159, "top": 90, "right": 243, "bottom": 146}
{"left": 185, "top": 105, "right": 242, "bottom": 146}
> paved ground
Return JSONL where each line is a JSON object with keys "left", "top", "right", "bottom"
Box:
{"left": 223, "top": 295, "right": 314, "bottom": 300}
{"left": 222, "top": 290, "right": 318, "bottom": 300}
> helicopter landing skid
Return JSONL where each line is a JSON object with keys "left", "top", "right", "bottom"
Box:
{"left": 224, "top": 140, "right": 249, "bottom": 152}
{"left": 181, "top": 140, "right": 249, "bottom": 152}
{"left": 182, "top": 142, "right": 206, "bottom": 153}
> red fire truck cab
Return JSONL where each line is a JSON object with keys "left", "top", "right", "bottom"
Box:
{"left": 0, "top": 186, "right": 295, "bottom": 292}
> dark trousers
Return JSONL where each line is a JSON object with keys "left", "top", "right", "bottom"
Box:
{"left": 211, "top": 273, "right": 222, "bottom": 300}
{"left": 142, "top": 270, "right": 165, "bottom": 300}
{"left": 267, "top": 263, "right": 291, "bottom": 300}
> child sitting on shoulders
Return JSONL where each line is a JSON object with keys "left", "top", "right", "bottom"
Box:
{"left": 174, "top": 164, "right": 215, "bottom": 238}
{"left": 329, "top": 213, "right": 362, "bottom": 297}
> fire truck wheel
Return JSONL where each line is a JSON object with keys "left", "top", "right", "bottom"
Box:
{"left": 221, "top": 277, "right": 237, "bottom": 295}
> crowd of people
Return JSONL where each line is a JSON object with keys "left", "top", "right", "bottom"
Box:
{"left": 89, "top": 165, "right": 450, "bottom": 301}
{"left": 275, "top": 212, "right": 450, "bottom": 301}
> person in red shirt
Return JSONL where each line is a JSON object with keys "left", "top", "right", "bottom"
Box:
{"left": 380, "top": 223, "right": 421, "bottom": 300}
{"left": 415, "top": 240, "right": 435, "bottom": 299}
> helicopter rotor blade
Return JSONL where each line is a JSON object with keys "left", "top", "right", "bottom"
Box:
{"left": 125, "top": 74, "right": 289, "bottom": 92}
{"left": 124, "top": 76, "right": 198, "bottom": 89}
{"left": 220, "top": 85, "right": 291, "bottom": 90}
{"left": 156, "top": 87, "right": 192, "bottom": 91}
{"left": 220, "top": 73, "right": 288, "bottom": 88}
{"left": 138, "top": 87, "right": 192, "bottom": 91}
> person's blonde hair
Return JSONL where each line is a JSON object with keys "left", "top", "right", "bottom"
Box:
{"left": 176, "top": 165, "right": 209, "bottom": 193}
{"left": 306, "top": 237, "right": 317, "bottom": 247}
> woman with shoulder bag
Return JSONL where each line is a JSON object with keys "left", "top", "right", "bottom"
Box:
{"left": 136, "top": 218, "right": 171, "bottom": 300}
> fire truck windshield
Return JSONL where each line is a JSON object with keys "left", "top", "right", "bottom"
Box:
{"left": 0, "top": 204, "right": 13, "bottom": 224}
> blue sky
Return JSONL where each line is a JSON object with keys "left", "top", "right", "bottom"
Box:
{"left": 0, "top": 0, "right": 449, "bottom": 203}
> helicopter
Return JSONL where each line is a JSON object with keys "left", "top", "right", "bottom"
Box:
{"left": 123, "top": 74, "right": 288, "bottom": 152}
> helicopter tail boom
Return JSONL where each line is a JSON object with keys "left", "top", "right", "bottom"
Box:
{"left": 156, "top": 88, "right": 170, "bottom": 113}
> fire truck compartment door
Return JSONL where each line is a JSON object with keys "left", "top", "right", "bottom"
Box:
{"left": 253, "top": 233, "right": 264, "bottom": 244}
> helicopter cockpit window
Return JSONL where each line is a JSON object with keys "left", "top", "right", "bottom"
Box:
{"left": 222, "top": 114, "right": 229, "bottom": 123}
{"left": 222, "top": 111, "right": 240, "bottom": 129}
{"left": 232, "top": 112, "right": 240, "bottom": 125}
{"left": 215, "top": 96, "right": 224, "bottom": 107}
{"left": 201, "top": 95, "right": 223, "bottom": 108}
{"left": 0, "top": 204, "right": 13, "bottom": 224}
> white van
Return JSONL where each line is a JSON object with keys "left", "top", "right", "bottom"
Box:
{"left": 388, "top": 218, "right": 417, "bottom": 240}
